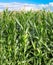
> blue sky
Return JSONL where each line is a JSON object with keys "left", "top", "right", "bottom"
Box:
{"left": 0, "top": 0, "right": 53, "bottom": 4}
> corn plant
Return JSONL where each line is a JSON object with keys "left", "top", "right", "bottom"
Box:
{"left": 0, "top": 9, "right": 53, "bottom": 65}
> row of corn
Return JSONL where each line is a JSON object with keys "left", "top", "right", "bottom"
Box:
{"left": 0, "top": 9, "right": 53, "bottom": 65}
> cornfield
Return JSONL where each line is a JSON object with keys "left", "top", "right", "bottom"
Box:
{"left": 0, "top": 9, "right": 53, "bottom": 65}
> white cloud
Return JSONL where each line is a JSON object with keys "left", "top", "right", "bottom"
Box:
{"left": 49, "top": 2, "right": 53, "bottom": 6}
{"left": 0, "top": 2, "right": 53, "bottom": 11}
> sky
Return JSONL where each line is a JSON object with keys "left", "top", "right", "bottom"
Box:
{"left": 0, "top": 0, "right": 53, "bottom": 4}
{"left": 0, "top": 0, "right": 53, "bottom": 11}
